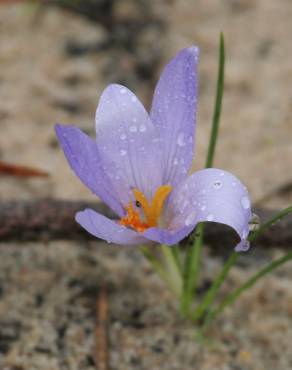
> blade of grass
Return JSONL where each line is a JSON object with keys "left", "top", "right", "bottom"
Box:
{"left": 181, "top": 224, "right": 204, "bottom": 317}
{"left": 199, "top": 205, "right": 292, "bottom": 327}
{"left": 205, "top": 32, "right": 225, "bottom": 168}
{"left": 206, "top": 251, "right": 292, "bottom": 326}
{"left": 181, "top": 33, "right": 225, "bottom": 317}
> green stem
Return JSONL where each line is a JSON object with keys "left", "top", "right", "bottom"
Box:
{"left": 141, "top": 246, "right": 182, "bottom": 297}
{"left": 161, "top": 244, "right": 183, "bottom": 296}
{"left": 170, "top": 244, "right": 183, "bottom": 274}
{"left": 181, "top": 224, "right": 204, "bottom": 317}
{"left": 207, "top": 251, "right": 292, "bottom": 325}
{"left": 200, "top": 205, "right": 292, "bottom": 327}
{"left": 192, "top": 251, "right": 238, "bottom": 322}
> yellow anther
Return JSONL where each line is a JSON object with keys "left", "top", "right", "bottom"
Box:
{"left": 119, "top": 185, "right": 172, "bottom": 232}
{"left": 133, "top": 189, "right": 154, "bottom": 226}
{"left": 150, "top": 185, "right": 172, "bottom": 222}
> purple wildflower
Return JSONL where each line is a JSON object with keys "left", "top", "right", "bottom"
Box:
{"left": 55, "top": 46, "right": 252, "bottom": 251}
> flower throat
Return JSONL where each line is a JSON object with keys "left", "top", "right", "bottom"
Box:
{"left": 119, "top": 185, "right": 172, "bottom": 232}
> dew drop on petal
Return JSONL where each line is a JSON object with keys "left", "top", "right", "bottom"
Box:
{"left": 220, "top": 172, "right": 225, "bottom": 177}
{"left": 206, "top": 214, "right": 214, "bottom": 222}
{"left": 241, "top": 196, "right": 250, "bottom": 209}
{"left": 177, "top": 132, "right": 185, "bottom": 147}
{"left": 131, "top": 96, "right": 137, "bottom": 102}
{"left": 120, "top": 133, "right": 127, "bottom": 140}
{"left": 181, "top": 200, "right": 188, "bottom": 211}
{"left": 173, "top": 158, "right": 179, "bottom": 166}
{"left": 201, "top": 205, "right": 206, "bottom": 211}
{"left": 139, "top": 125, "right": 146, "bottom": 132}
{"left": 185, "top": 212, "right": 196, "bottom": 226}
{"left": 129, "top": 125, "right": 137, "bottom": 133}
{"left": 120, "top": 88, "right": 126, "bottom": 94}
{"left": 235, "top": 239, "right": 250, "bottom": 252}
{"left": 213, "top": 181, "right": 222, "bottom": 189}
{"left": 120, "top": 149, "right": 127, "bottom": 156}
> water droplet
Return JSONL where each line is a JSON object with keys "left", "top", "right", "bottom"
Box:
{"left": 131, "top": 96, "right": 137, "bottom": 102}
{"left": 206, "top": 214, "right": 214, "bottom": 222}
{"left": 220, "top": 172, "right": 225, "bottom": 177}
{"left": 235, "top": 240, "right": 250, "bottom": 252}
{"left": 139, "top": 125, "right": 146, "bottom": 132}
{"left": 248, "top": 213, "right": 260, "bottom": 231}
{"left": 177, "top": 132, "right": 185, "bottom": 147}
{"left": 201, "top": 205, "right": 206, "bottom": 211}
{"left": 213, "top": 181, "right": 222, "bottom": 189}
{"left": 181, "top": 200, "right": 188, "bottom": 211}
{"left": 120, "top": 88, "right": 126, "bottom": 94}
{"left": 120, "top": 149, "right": 127, "bottom": 156}
{"left": 241, "top": 196, "right": 250, "bottom": 209}
{"left": 129, "top": 125, "right": 137, "bottom": 133}
{"left": 185, "top": 212, "right": 196, "bottom": 226}
{"left": 120, "top": 133, "right": 127, "bottom": 140}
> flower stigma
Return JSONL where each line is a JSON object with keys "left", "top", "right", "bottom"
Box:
{"left": 119, "top": 185, "right": 172, "bottom": 232}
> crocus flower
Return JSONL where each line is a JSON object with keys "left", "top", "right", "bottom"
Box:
{"left": 56, "top": 46, "right": 252, "bottom": 251}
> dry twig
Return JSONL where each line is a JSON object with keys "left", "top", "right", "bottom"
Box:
{"left": 0, "top": 199, "right": 291, "bottom": 250}
{"left": 95, "top": 284, "right": 109, "bottom": 370}
{"left": 0, "top": 161, "right": 49, "bottom": 177}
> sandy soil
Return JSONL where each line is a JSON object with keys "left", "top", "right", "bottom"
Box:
{"left": 0, "top": 1, "right": 292, "bottom": 369}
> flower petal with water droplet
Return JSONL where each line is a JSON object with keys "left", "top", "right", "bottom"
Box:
{"left": 95, "top": 84, "right": 164, "bottom": 202}
{"left": 150, "top": 46, "right": 199, "bottom": 186}
{"left": 166, "top": 168, "right": 252, "bottom": 250}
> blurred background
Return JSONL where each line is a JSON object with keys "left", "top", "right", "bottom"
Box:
{"left": 0, "top": 1, "right": 292, "bottom": 369}
{"left": 1, "top": 0, "right": 291, "bottom": 204}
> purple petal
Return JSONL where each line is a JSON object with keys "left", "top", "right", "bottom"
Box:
{"left": 95, "top": 84, "right": 163, "bottom": 202}
{"left": 55, "top": 124, "right": 124, "bottom": 217}
{"left": 143, "top": 225, "right": 194, "bottom": 245}
{"left": 150, "top": 46, "right": 199, "bottom": 187}
{"left": 167, "top": 168, "right": 252, "bottom": 250}
{"left": 76, "top": 209, "right": 147, "bottom": 245}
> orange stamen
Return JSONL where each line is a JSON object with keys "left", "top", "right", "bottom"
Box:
{"left": 119, "top": 185, "right": 172, "bottom": 232}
